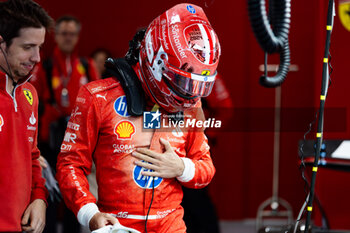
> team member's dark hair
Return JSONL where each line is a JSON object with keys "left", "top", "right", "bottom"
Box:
{"left": 91, "top": 48, "right": 112, "bottom": 60}
{"left": 0, "top": 0, "right": 53, "bottom": 46}
{"left": 55, "top": 15, "right": 82, "bottom": 33}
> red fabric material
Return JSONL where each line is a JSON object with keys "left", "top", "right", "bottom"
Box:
{"left": 118, "top": 206, "right": 187, "bottom": 233}
{"left": 0, "top": 72, "right": 47, "bottom": 231}
{"left": 56, "top": 77, "right": 215, "bottom": 231}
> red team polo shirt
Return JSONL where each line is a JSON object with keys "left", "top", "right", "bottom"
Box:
{"left": 0, "top": 71, "right": 47, "bottom": 231}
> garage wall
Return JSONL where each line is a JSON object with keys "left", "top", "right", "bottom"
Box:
{"left": 35, "top": 0, "right": 350, "bottom": 225}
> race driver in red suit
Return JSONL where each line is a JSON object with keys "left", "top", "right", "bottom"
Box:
{"left": 56, "top": 3, "right": 221, "bottom": 232}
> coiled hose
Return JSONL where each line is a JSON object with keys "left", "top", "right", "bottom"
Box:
{"left": 248, "top": 0, "right": 291, "bottom": 87}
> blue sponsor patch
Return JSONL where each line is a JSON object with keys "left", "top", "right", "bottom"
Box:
{"left": 114, "top": 96, "right": 130, "bottom": 117}
{"left": 187, "top": 5, "right": 196, "bottom": 14}
{"left": 143, "top": 110, "right": 161, "bottom": 129}
{"left": 133, "top": 163, "right": 162, "bottom": 189}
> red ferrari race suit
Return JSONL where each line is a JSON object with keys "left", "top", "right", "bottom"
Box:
{"left": 56, "top": 77, "right": 215, "bottom": 233}
{"left": 0, "top": 71, "right": 47, "bottom": 231}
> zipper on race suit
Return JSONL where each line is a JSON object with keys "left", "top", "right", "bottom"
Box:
{"left": 6, "top": 74, "right": 29, "bottom": 112}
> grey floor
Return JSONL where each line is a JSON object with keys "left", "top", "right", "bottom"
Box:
{"left": 59, "top": 218, "right": 350, "bottom": 233}
{"left": 220, "top": 219, "right": 257, "bottom": 233}
{"left": 78, "top": 219, "right": 258, "bottom": 233}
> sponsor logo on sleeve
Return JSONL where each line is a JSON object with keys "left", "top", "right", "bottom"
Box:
{"left": 29, "top": 112, "right": 36, "bottom": 125}
{"left": 63, "top": 132, "right": 77, "bottom": 144}
{"left": 23, "top": 89, "right": 33, "bottom": 105}
{"left": 76, "top": 97, "right": 86, "bottom": 104}
{"left": 67, "top": 122, "right": 80, "bottom": 131}
{"left": 114, "top": 96, "right": 130, "bottom": 117}
{"left": 114, "top": 120, "right": 135, "bottom": 140}
{"left": 61, "top": 144, "right": 72, "bottom": 151}
{"left": 27, "top": 125, "right": 36, "bottom": 131}
{"left": 96, "top": 93, "right": 107, "bottom": 101}
{"left": 91, "top": 86, "right": 103, "bottom": 93}
{"left": 68, "top": 165, "right": 87, "bottom": 197}
{"left": 71, "top": 107, "right": 82, "bottom": 119}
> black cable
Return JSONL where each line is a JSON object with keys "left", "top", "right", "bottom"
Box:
{"left": 264, "top": 52, "right": 268, "bottom": 77}
{"left": 299, "top": 111, "right": 318, "bottom": 194}
{"left": 259, "top": 41, "right": 290, "bottom": 87}
{"left": 0, "top": 45, "right": 17, "bottom": 87}
{"left": 144, "top": 177, "right": 155, "bottom": 233}
{"left": 248, "top": 0, "right": 291, "bottom": 87}
{"left": 328, "top": 53, "right": 333, "bottom": 87}
{"left": 296, "top": 110, "right": 332, "bottom": 232}
{"left": 294, "top": 111, "right": 317, "bottom": 232}
{"left": 297, "top": 31, "right": 334, "bottom": 231}
{"left": 298, "top": 109, "right": 330, "bottom": 229}
{"left": 304, "top": 1, "right": 334, "bottom": 232}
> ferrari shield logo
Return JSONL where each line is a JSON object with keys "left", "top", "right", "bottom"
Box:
{"left": 201, "top": 70, "right": 211, "bottom": 76}
{"left": 23, "top": 89, "right": 33, "bottom": 105}
{"left": 339, "top": 0, "right": 350, "bottom": 31}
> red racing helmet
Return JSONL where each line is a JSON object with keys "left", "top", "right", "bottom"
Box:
{"left": 138, "top": 3, "right": 221, "bottom": 113}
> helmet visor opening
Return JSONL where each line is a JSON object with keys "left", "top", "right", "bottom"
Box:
{"left": 162, "top": 62, "right": 216, "bottom": 98}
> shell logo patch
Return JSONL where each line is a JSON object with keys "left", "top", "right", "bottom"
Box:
{"left": 0, "top": 114, "right": 4, "bottom": 132}
{"left": 339, "top": 0, "right": 350, "bottom": 31}
{"left": 23, "top": 89, "right": 33, "bottom": 105}
{"left": 114, "top": 120, "right": 135, "bottom": 140}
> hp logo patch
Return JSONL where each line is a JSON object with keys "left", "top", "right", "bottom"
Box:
{"left": 143, "top": 110, "right": 161, "bottom": 129}
{"left": 114, "top": 96, "right": 130, "bottom": 117}
{"left": 133, "top": 163, "right": 162, "bottom": 189}
{"left": 187, "top": 5, "right": 196, "bottom": 14}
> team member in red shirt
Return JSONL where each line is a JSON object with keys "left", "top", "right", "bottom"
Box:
{"left": 31, "top": 15, "right": 99, "bottom": 165}
{"left": 56, "top": 4, "right": 221, "bottom": 232}
{"left": 0, "top": 0, "right": 53, "bottom": 232}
